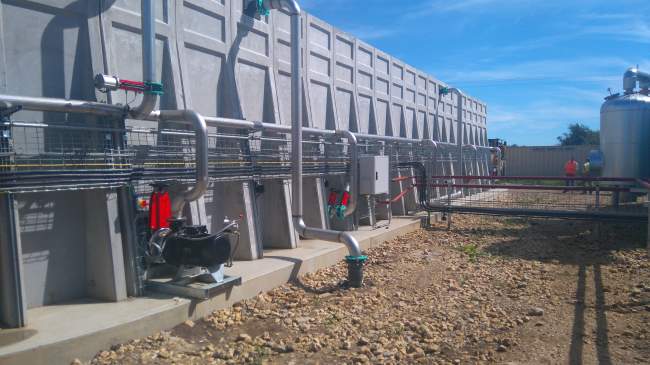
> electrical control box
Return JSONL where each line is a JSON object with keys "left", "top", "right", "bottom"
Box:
{"left": 359, "top": 155, "right": 390, "bottom": 195}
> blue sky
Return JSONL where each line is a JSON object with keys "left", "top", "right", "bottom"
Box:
{"left": 300, "top": 0, "right": 650, "bottom": 146}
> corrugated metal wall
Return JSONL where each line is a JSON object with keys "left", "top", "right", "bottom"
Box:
{"left": 505, "top": 145, "right": 599, "bottom": 176}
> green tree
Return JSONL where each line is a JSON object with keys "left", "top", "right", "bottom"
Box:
{"left": 557, "top": 123, "right": 600, "bottom": 146}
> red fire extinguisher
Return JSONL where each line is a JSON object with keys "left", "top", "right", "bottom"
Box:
{"left": 148, "top": 183, "right": 172, "bottom": 232}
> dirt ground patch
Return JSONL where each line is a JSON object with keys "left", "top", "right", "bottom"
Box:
{"left": 88, "top": 215, "right": 649, "bottom": 365}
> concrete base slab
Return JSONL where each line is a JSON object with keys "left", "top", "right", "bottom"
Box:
{"left": 0, "top": 218, "right": 421, "bottom": 365}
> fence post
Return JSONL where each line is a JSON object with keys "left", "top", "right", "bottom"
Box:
{"left": 447, "top": 180, "right": 453, "bottom": 230}
{"left": 594, "top": 182, "right": 601, "bottom": 240}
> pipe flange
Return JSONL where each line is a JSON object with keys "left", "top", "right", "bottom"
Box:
{"left": 345, "top": 255, "right": 368, "bottom": 263}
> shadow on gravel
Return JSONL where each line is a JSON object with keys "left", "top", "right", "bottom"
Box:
{"left": 479, "top": 218, "right": 645, "bottom": 365}
{"left": 481, "top": 219, "right": 645, "bottom": 266}
{"left": 265, "top": 255, "right": 353, "bottom": 294}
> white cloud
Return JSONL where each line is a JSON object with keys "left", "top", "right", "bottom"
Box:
{"left": 488, "top": 102, "right": 598, "bottom": 141}
{"left": 404, "top": 0, "right": 553, "bottom": 18}
{"left": 580, "top": 22, "right": 650, "bottom": 44}
{"left": 437, "top": 57, "right": 631, "bottom": 85}
{"left": 338, "top": 25, "right": 399, "bottom": 40}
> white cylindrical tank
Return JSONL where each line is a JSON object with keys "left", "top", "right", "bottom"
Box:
{"left": 600, "top": 70, "right": 650, "bottom": 179}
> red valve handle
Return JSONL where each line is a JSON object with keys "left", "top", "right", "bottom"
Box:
{"left": 119, "top": 79, "right": 147, "bottom": 93}
{"left": 339, "top": 191, "right": 350, "bottom": 207}
{"left": 327, "top": 191, "right": 339, "bottom": 205}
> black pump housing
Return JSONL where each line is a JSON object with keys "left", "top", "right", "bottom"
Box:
{"left": 162, "top": 225, "right": 231, "bottom": 268}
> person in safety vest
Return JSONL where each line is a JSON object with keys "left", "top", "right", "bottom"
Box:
{"left": 582, "top": 158, "right": 592, "bottom": 195}
{"left": 563, "top": 157, "right": 578, "bottom": 193}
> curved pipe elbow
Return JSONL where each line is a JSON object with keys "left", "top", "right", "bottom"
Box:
{"left": 449, "top": 87, "right": 465, "bottom": 98}
{"left": 338, "top": 232, "right": 363, "bottom": 257}
{"left": 422, "top": 139, "right": 438, "bottom": 151}
{"left": 293, "top": 218, "right": 362, "bottom": 257}
{"left": 129, "top": 94, "right": 158, "bottom": 120}
{"left": 263, "top": 0, "right": 301, "bottom": 15}
{"left": 152, "top": 110, "right": 209, "bottom": 218}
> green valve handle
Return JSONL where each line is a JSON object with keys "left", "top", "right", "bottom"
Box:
{"left": 336, "top": 205, "right": 347, "bottom": 220}
{"left": 145, "top": 81, "right": 164, "bottom": 96}
{"left": 256, "top": 0, "right": 270, "bottom": 16}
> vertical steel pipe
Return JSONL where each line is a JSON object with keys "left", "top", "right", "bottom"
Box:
{"left": 451, "top": 88, "right": 465, "bottom": 176}
{"left": 262, "top": 0, "right": 366, "bottom": 286}
{"left": 130, "top": 0, "right": 158, "bottom": 119}
{"left": 0, "top": 94, "right": 126, "bottom": 116}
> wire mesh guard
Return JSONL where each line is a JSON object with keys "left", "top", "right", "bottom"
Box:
{"left": 0, "top": 122, "right": 353, "bottom": 193}
{"left": 0, "top": 122, "right": 133, "bottom": 193}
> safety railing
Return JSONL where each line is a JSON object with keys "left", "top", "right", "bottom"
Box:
{"left": 423, "top": 175, "right": 648, "bottom": 222}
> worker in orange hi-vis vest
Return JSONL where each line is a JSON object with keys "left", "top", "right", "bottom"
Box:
{"left": 563, "top": 157, "right": 579, "bottom": 193}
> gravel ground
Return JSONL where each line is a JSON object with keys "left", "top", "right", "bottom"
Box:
{"left": 87, "top": 214, "right": 649, "bottom": 365}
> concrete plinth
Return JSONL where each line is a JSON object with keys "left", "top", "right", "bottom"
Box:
{"left": 257, "top": 180, "right": 297, "bottom": 249}
{"left": 301, "top": 177, "right": 328, "bottom": 230}
{"left": 0, "top": 194, "right": 27, "bottom": 328}
{"left": 204, "top": 182, "right": 262, "bottom": 260}
{"left": 390, "top": 169, "right": 408, "bottom": 216}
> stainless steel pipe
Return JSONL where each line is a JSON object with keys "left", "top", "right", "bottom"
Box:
{"left": 261, "top": 0, "right": 366, "bottom": 286}
{"left": 129, "top": 0, "right": 158, "bottom": 119}
{"left": 450, "top": 88, "right": 465, "bottom": 176}
{"left": 0, "top": 94, "right": 126, "bottom": 116}
{"left": 149, "top": 110, "right": 209, "bottom": 218}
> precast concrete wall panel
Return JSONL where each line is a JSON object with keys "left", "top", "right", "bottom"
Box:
{"left": 355, "top": 40, "right": 374, "bottom": 134}
{"left": 0, "top": 0, "right": 98, "bottom": 121}
{"left": 176, "top": 0, "right": 230, "bottom": 116}
{"left": 271, "top": 9, "right": 296, "bottom": 126}
{"left": 305, "top": 15, "right": 335, "bottom": 130}
{"left": 390, "top": 59, "right": 406, "bottom": 137}
{"left": 374, "top": 50, "right": 392, "bottom": 136}
{"left": 333, "top": 31, "right": 357, "bottom": 131}
{"left": 231, "top": 0, "right": 279, "bottom": 123}
{"left": 404, "top": 66, "right": 418, "bottom": 139}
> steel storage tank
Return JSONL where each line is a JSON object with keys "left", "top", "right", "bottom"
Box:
{"left": 600, "top": 68, "right": 650, "bottom": 179}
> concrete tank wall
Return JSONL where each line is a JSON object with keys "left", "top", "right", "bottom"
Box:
{"left": 0, "top": 0, "right": 488, "bottom": 309}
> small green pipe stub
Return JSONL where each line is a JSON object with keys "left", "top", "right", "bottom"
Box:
{"left": 145, "top": 81, "right": 164, "bottom": 95}
{"left": 345, "top": 255, "right": 368, "bottom": 263}
{"left": 256, "top": 0, "right": 270, "bottom": 16}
